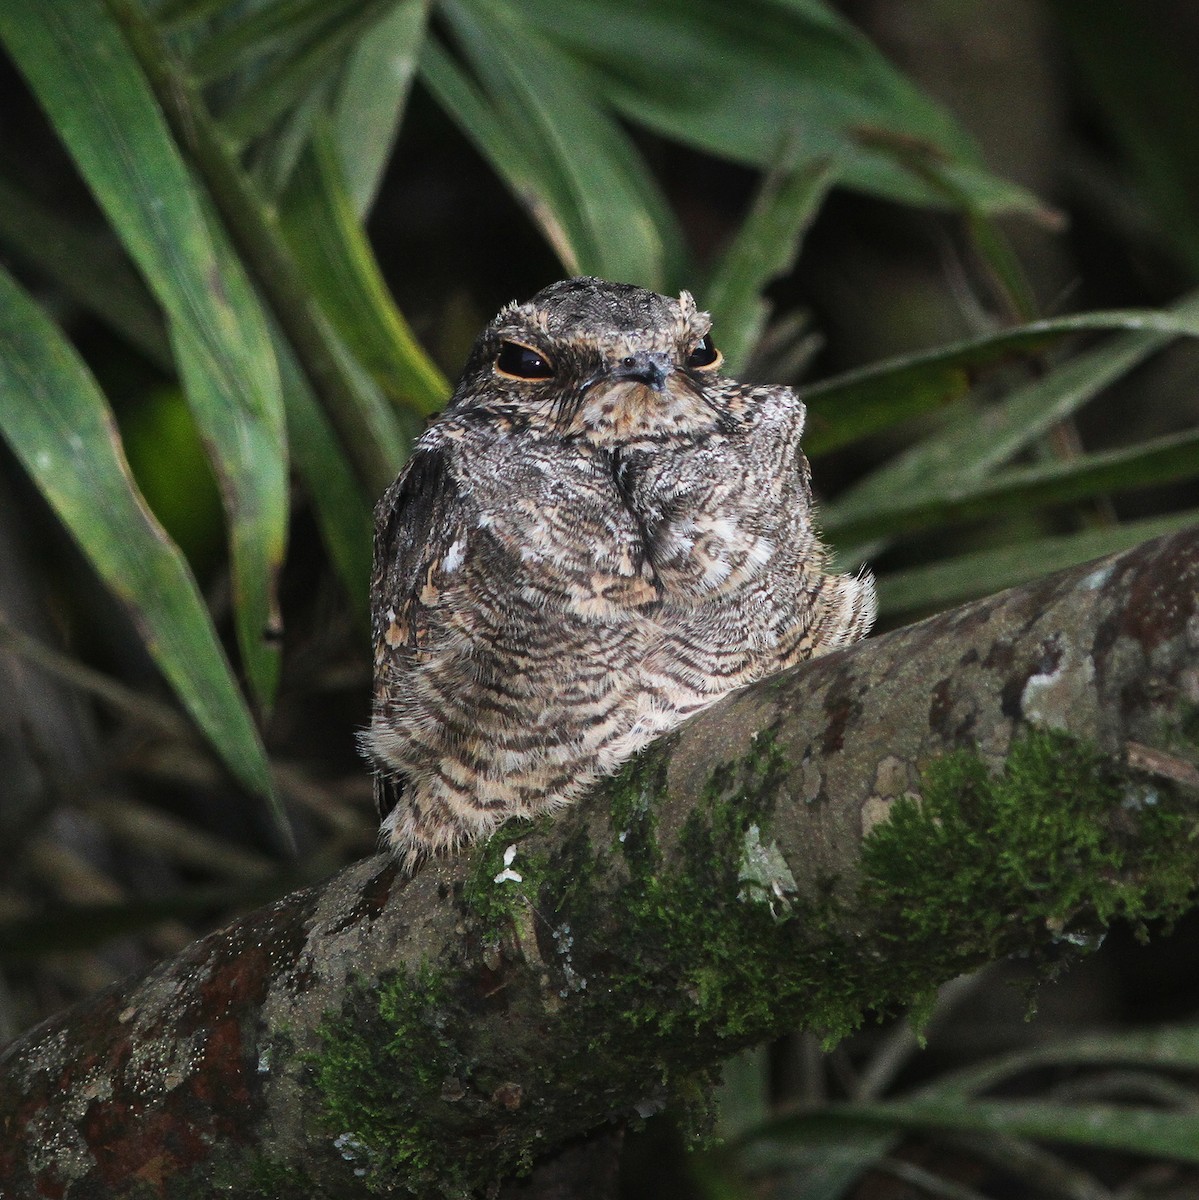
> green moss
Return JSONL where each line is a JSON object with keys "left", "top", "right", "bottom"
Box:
{"left": 554, "top": 726, "right": 1199, "bottom": 1066}
{"left": 861, "top": 728, "right": 1198, "bottom": 967}
{"left": 607, "top": 740, "right": 669, "bottom": 870}
{"left": 311, "top": 964, "right": 473, "bottom": 1196}
{"left": 173, "top": 1153, "right": 315, "bottom": 1200}
{"left": 554, "top": 730, "right": 866, "bottom": 1057}
{"left": 461, "top": 827, "right": 549, "bottom": 939}
{"left": 239, "top": 1156, "right": 315, "bottom": 1199}
{"left": 605, "top": 732, "right": 813, "bottom": 1037}
{"left": 310, "top": 726, "right": 1199, "bottom": 1196}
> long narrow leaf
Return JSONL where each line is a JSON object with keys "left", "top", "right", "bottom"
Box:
{"left": 0, "top": 265, "right": 279, "bottom": 821}
{"left": 109, "top": 0, "right": 402, "bottom": 495}
{"left": 0, "top": 174, "right": 170, "bottom": 369}
{"left": 187, "top": 0, "right": 358, "bottom": 84}
{"left": 0, "top": 0, "right": 289, "bottom": 712}
{"left": 815, "top": 1096, "right": 1199, "bottom": 1165}
{"left": 432, "top": 0, "right": 690, "bottom": 289}
{"left": 280, "top": 123, "right": 447, "bottom": 417}
{"left": 419, "top": 37, "right": 567, "bottom": 258}
{"left": 705, "top": 157, "right": 837, "bottom": 373}
{"left": 875, "top": 510, "right": 1199, "bottom": 615}
{"left": 923, "top": 1023, "right": 1199, "bottom": 1102}
{"left": 734, "top": 1118, "right": 898, "bottom": 1200}
{"left": 218, "top": 0, "right": 394, "bottom": 149}
{"left": 332, "top": 0, "right": 429, "bottom": 217}
{"left": 515, "top": 0, "right": 1046, "bottom": 218}
{"left": 802, "top": 303, "right": 1199, "bottom": 457}
{"left": 274, "top": 326, "right": 375, "bottom": 621}
{"left": 823, "top": 426, "right": 1199, "bottom": 545}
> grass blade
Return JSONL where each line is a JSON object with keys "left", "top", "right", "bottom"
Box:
{"left": 431, "top": 0, "right": 690, "bottom": 289}
{"left": 108, "top": 0, "right": 405, "bottom": 494}
{"left": 218, "top": 0, "right": 394, "bottom": 149}
{"left": 274, "top": 326, "right": 375, "bottom": 621}
{"left": 513, "top": 0, "right": 1047, "bottom": 218}
{"left": 0, "top": 265, "right": 280, "bottom": 827}
{"left": 923, "top": 1023, "right": 1199, "bottom": 1101}
{"left": 0, "top": 174, "right": 170, "bottom": 369}
{"left": 0, "top": 0, "right": 290, "bottom": 713}
{"left": 823, "top": 426, "right": 1199, "bottom": 545}
{"left": 705, "top": 157, "right": 837, "bottom": 373}
{"left": 279, "top": 122, "right": 448, "bottom": 417}
{"left": 802, "top": 304, "right": 1199, "bottom": 458}
{"left": 875, "top": 510, "right": 1199, "bottom": 615}
{"left": 187, "top": 0, "right": 358, "bottom": 84}
{"left": 331, "top": 0, "right": 429, "bottom": 217}
{"left": 817, "top": 1097, "right": 1199, "bottom": 1165}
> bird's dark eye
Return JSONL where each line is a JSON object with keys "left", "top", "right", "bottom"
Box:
{"left": 686, "top": 334, "right": 721, "bottom": 370}
{"left": 496, "top": 340, "right": 555, "bottom": 380}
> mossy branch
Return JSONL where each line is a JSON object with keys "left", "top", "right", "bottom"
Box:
{"left": 2, "top": 527, "right": 1198, "bottom": 1197}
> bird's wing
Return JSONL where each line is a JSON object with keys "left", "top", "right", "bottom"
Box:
{"left": 370, "top": 442, "right": 470, "bottom": 663}
{"left": 368, "top": 443, "right": 474, "bottom": 818}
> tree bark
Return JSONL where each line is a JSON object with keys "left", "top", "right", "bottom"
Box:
{"left": 2, "top": 527, "right": 1198, "bottom": 1199}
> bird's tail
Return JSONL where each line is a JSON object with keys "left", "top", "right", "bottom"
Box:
{"left": 810, "top": 568, "right": 877, "bottom": 655}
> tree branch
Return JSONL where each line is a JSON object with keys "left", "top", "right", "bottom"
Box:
{"left": 3, "top": 527, "right": 1198, "bottom": 1198}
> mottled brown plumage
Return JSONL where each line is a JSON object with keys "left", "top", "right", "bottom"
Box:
{"left": 362, "top": 278, "right": 875, "bottom": 866}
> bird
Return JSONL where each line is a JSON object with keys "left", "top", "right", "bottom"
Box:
{"left": 361, "top": 277, "right": 875, "bottom": 868}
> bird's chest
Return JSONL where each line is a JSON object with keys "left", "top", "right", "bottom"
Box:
{"left": 616, "top": 435, "right": 784, "bottom": 597}
{"left": 461, "top": 435, "right": 655, "bottom": 609}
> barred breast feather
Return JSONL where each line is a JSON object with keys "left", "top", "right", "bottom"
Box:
{"left": 362, "top": 278, "right": 875, "bottom": 867}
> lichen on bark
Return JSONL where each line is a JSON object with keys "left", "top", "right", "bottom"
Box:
{"left": 308, "top": 723, "right": 1198, "bottom": 1198}
{"left": 2, "top": 528, "right": 1197, "bottom": 1198}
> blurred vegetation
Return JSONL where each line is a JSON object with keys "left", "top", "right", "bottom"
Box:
{"left": 0, "top": 0, "right": 1198, "bottom": 1195}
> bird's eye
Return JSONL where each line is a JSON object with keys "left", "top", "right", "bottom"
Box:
{"left": 686, "top": 334, "right": 721, "bottom": 371}
{"left": 496, "top": 340, "right": 555, "bottom": 380}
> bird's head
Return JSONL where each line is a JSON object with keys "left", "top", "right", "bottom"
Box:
{"left": 448, "top": 277, "right": 731, "bottom": 444}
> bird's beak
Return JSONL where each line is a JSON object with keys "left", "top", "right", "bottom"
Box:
{"left": 606, "top": 350, "right": 673, "bottom": 393}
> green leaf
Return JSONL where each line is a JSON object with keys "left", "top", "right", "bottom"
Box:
{"left": 274, "top": 327, "right": 375, "bottom": 621}
{"left": 824, "top": 292, "right": 1199, "bottom": 580}
{"left": 155, "top": 0, "right": 230, "bottom": 31}
{"left": 925, "top": 1023, "right": 1199, "bottom": 1101}
{"left": 739, "top": 1024, "right": 1199, "bottom": 1194}
{"left": 514, "top": 0, "right": 1046, "bottom": 218}
{"left": 0, "top": 264, "right": 280, "bottom": 826}
{"left": 331, "top": 0, "right": 430, "bottom": 217}
{"left": 823, "top": 426, "right": 1199, "bottom": 546}
{"left": 217, "top": 0, "right": 395, "bottom": 149}
{"left": 280, "top": 122, "right": 448, "bottom": 417}
{"left": 875, "top": 510, "right": 1199, "bottom": 616}
{"left": 186, "top": 0, "right": 359, "bottom": 84}
{"left": 428, "top": 0, "right": 690, "bottom": 290}
{"left": 815, "top": 1096, "right": 1199, "bottom": 1165}
{"left": 734, "top": 1116, "right": 897, "bottom": 1200}
{"left": 0, "top": 173, "right": 170, "bottom": 369}
{"left": 802, "top": 304, "right": 1199, "bottom": 458}
{"left": 704, "top": 157, "right": 837, "bottom": 373}
{"left": 107, "top": 0, "right": 402, "bottom": 495}
{"left": 0, "top": 0, "right": 289, "bottom": 712}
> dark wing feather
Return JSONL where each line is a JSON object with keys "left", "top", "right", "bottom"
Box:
{"left": 370, "top": 443, "right": 464, "bottom": 650}
{"left": 369, "top": 444, "right": 468, "bottom": 818}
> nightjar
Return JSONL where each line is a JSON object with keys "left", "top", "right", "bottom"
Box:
{"left": 363, "top": 277, "right": 875, "bottom": 866}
